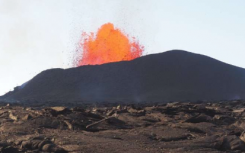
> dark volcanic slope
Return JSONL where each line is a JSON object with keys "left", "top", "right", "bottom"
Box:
{"left": 3, "top": 50, "right": 245, "bottom": 102}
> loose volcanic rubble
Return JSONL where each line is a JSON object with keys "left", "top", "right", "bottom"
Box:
{"left": 1, "top": 101, "right": 245, "bottom": 152}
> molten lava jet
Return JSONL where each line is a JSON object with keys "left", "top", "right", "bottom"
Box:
{"left": 75, "top": 23, "right": 144, "bottom": 66}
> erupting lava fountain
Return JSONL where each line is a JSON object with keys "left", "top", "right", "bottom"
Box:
{"left": 74, "top": 23, "right": 144, "bottom": 66}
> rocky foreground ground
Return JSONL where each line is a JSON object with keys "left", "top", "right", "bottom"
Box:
{"left": 1, "top": 101, "right": 245, "bottom": 152}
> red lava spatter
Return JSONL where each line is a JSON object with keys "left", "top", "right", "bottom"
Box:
{"left": 74, "top": 23, "right": 144, "bottom": 66}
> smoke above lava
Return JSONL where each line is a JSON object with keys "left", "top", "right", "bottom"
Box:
{"left": 74, "top": 23, "right": 144, "bottom": 66}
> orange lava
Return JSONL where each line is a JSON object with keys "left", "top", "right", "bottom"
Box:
{"left": 75, "top": 23, "right": 144, "bottom": 66}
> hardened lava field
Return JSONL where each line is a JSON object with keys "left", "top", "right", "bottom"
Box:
{"left": 1, "top": 101, "right": 245, "bottom": 153}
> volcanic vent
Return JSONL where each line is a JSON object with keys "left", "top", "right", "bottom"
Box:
{"left": 2, "top": 50, "right": 245, "bottom": 103}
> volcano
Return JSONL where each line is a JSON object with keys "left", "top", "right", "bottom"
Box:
{"left": 2, "top": 50, "right": 245, "bottom": 103}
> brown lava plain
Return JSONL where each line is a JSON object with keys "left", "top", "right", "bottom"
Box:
{"left": 1, "top": 101, "right": 245, "bottom": 152}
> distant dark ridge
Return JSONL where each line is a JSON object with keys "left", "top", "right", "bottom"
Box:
{"left": 2, "top": 50, "right": 245, "bottom": 103}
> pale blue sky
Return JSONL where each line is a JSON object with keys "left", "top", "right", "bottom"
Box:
{"left": 0, "top": 0, "right": 245, "bottom": 95}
